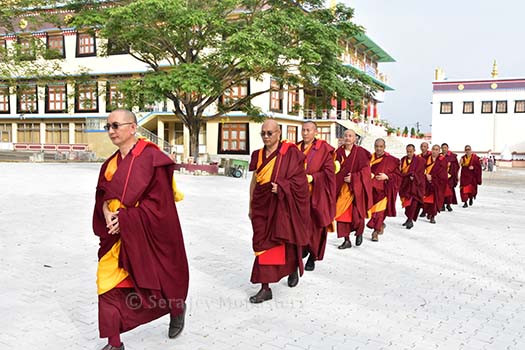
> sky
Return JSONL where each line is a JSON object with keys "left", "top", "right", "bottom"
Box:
{"left": 339, "top": 0, "right": 525, "bottom": 133}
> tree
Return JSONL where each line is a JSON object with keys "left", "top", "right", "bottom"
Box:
{"left": 410, "top": 127, "right": 416, "bottom": 137}
{"left": 402, "top": 126, "right": 409, "bottom": 137}
{"left": 68, "top": 0, "right": 378, "bottom": 158}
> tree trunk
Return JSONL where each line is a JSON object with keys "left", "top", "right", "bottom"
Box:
{"left": 189, "top": 126, "right": 200, "bottom": 162}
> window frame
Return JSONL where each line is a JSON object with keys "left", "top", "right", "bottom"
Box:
{"left": 17, "top": 85, "right": 38, "bottom": 114}
{"left": 495, "top": 100, "right": 507, "bottom": 114}
{"left": 287, "top": 86, "right": 300, "bottom": 115}
{"left": 269, "top": 78, "right": 283, "bottom": 113}
{"left": 515, "top": 100, "right": 525, "bottom": 113}
{"left": 76, "top": 32, "right": 97, "bottom": 57}
{"left": 45, "top": 83, "right": 67, "bottom": 113}
{"left": 106, "top": 81, "right": 126, "bottom": 112}
{"left": 481, "top": 101, "right": 493, "bottom": 114}
{"left": 0, "top": 86, "right": 10, "bottom": 114}
{"left": 75, "top": 81, "right": 99, "bottom": 113}
{"left": 286, "top": 125, "right": 297, "bottom": 142}
{"left": 220, "top": 81, "right": 250, "bottom": 107}
{"left": 440, "top": 102, "right": 453, "bottom": 114}
{"left": 462, "top": 101, "right": 474, "bottom": 114}
{"left": 46, "top": 33, "right": 65, "bottom": 59}
{"left": 218, "top": 122, "right": 250, "bottom": 155}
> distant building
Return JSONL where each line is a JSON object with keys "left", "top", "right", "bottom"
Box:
{"left": 431, "top": 62, "right": 525, "bottom": 166}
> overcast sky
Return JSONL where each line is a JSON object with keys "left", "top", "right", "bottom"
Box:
{"left": 339, "top": 0, "right": 525, "bottom": 132}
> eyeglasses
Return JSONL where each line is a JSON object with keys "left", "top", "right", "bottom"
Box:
{"left": 104, "top": 122, "right": 134, "bottom": 131}
{"left": 260, "top": 130, "right": 278, "bottom": 137}
{"left": 465, "top": 148, "right": 471, "bottom": 151}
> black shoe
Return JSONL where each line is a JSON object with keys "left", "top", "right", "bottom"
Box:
{"left": 406, "top": 219, "right": 414, "bottom": 229}
{"left": 402, "top": 219, "right": 408, "bottom": 226}
{"left": 287, "top": 269, "right": 299, "bottom": 287}
{"left": 469, "top": 198, "right": 473, "bottom": 206}
{"left": 419, "top": 212, "right": 426, "bottom": 218}
{"left": 338, "top": 239, "right": 352, "bottom": 249}
{"left": 302, "top": 249, "right": 309, "bottom": 259}
{"left": 100, "top": 344, "right": 125, "bottom": 350}
{"left": 168, "top": 303, "right": 186, "bottom": 339}
{"left": 355, "top": 235, "right": 363, "bottom": 246}
{"left": 463, "top": 202, "right": 468, "bottom": 208}
{"left": 441, "top": 205, "right": 445, "bottom": 211}
{"left": 446, "top": 204, "right": 453, "bottom": 212}
{"left": 249, "top": 288, "right": 272, "bottom": 303}
{"left": 429, "top": 216, "right": 436, "bottom": 224}
{"left": 305, "top": 255, "right": 315, "bottom": 271}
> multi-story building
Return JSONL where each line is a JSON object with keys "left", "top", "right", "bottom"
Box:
{"left": 431, "top": 63, "right": 525, "bottom": 166}
{"left": 0, "top": 8, "right": 394, "bottom": 161}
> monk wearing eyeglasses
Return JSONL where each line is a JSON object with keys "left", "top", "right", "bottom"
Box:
{"left": 93, "top": 109, "right": 189, "bottom": 350}
{"left": 248, "top": 119, "right": 311, "bottom": 303}
{"left": 459, "top": 145, "right": 482, "bottom": 207}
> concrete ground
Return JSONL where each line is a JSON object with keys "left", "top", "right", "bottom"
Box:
{"left": 0, "top": 163, "right": 524, "bottom": 350}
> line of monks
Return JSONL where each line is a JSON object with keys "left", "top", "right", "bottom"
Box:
{"left": 248, "top": 119, "right": 483, "bottom": 303}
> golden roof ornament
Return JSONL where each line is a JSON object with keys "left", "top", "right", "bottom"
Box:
{"left": 491, "top": 60, "right": 498, "bottom": 78}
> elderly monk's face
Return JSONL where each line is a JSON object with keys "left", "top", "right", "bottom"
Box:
{"left": 431, "top": 145, "right": 441, "bottom": 158}
{"left": 420, "top": 142, "right": 429, "bottom": 154}
{"left": 406, "top": 146, "right": 415, "bottom": 158}
{"left": 301, "top": 122, "right": 316, "bottom": 145}
{"left": 260, "top": 123, "right": 280, "bottom": 149}
{"left": 106, "top": 111, "right": 136, "bottom": 147}
{"left": 442, "top": 144, "right": 449, "bottom": 154}
{"left": 374, "top": 140, "right": 385, "bottom": 157}
{"left": 343, "top": 130, "right": 356, "bottom": 147}
{"left": 465, "top": 146, "right": 472, "bottom": 157}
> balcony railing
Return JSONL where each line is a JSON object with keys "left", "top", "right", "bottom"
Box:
{"left": 303, "top": 109, "right": 355, "bottom": 120}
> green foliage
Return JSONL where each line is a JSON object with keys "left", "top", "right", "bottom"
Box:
{"left": 403, "top": 126, "right": 409, "bottom": 135}
{"left": 410, "top": 127, "right": 416, "bottom": 136}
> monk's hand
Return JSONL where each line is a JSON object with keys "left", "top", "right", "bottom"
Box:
{"left": 307, "top": 174, "right": 313, "bottom": 183}
{"left": 107, "top": 212, "right": 120, "bottom": 235}
{"left": 344, "top": 172, "right": 352, "bottom": 183}
{"left": 376, "top": 173, "right": 389, "bottom": 181}
{"left": 469, "top": 165, "right": 474, "bottom": 170}
{"left": 271, "top": 182, "right": 278, "bottom": 194}
{"left": 426, "top": 174, "right": 432, "bottom": 182}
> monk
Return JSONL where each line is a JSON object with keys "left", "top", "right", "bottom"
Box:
{"left": 334, "top": 129, "right": 373, "bottom": 249}
{"left": 93, "top": 110, "right": 189, "bottom": 350}
{"left": 418, "top": 142, "right": 432, "bottom": 218}
{"left": 460, "top": 145, "right": 482, "bottom": 207}
{"left": 366, "top": 138, "right": 400, "bottom": 241}
{"left": 248, "top": 119, "right": 311, "bottom": 303}
{"left": 399, "top": 144, "right": 425, "bottom": 229}
{"left": 297, "top": 121, "right": 336, "bottom": 271}
{"left": 441, "top": 143, "right": 460, "bottom": 211}
{"left": 418, "top": 144, "right": 448, "bottom": 224}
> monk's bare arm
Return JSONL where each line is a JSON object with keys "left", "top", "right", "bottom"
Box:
{"left": 249, "top": 174, "right": 256, "bottom": 218}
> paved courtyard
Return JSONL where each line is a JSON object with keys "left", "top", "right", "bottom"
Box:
{"left": 0, "top": 163, "right": 524, "bottom": 350}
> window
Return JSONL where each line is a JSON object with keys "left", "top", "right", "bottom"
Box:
{"left": 0, "top": 86, "right": 10, "bottom": 113}
{"left": 269, "top": 78, "right": 283, "bottom": 112}
{"left": 286, "top": 126, "right": 297, "bottom": 142}
{"left": 174, "top": 123, "right": 184, "bottom": 145}
{"left": 221, "top": 81, "right": 249, "bottom": 107}
{"left": 288, "top": 86, "right": 299, "bottom": 115}
{"left": 46, "top": 34, "right": 65, "bottom": 58}
{"left": 45, "top": 122, "right": 69, "bottom": 144}
{"left": 106, "top": 81, "right": 125, "bottom": 112}
{"left": 317, "top": 126, "right": 330, "bottom": 141}
{"left": 463, "top": 101, "right": 474, "bottom": 114}
{"left": 18, "top": 37, "right": 35, "bottom": 60}
{"left": 46, "top": 83, "right": 67, "bottom": 112}
{"left": 481, "top": 101, "right": 493, "bottom": 114}
{"left": 17, "top": 85, "right": 38, "bottom": 113}
{"left": 219, "top": 123, "right": 249, "bottom": 154}
{"left": 17, "top": 123, "right": 40, "bottom": 143}
{"left": 0, "top": 123, "right": 12, "bottom": 142}
{"left": 76, "top": 82, "right": 98, "bottom": 112}
{"left": 0, "top": 39, "right": 6, "bottom": 50}
{"left": 440, "top": 102, "right": 453, "bottom": 114}
{"left": 75, "top": 122, "right": 87, "bottom": 143}
{"left": 496, "top": 101, "right": 507, "bottom": 113}
{"left": 76, "top": 32, "right": 96, "bottom": 57}
{"left": 515, "top": 100, "right": 525, "bottom": 113}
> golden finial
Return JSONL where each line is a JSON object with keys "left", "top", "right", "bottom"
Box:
{"left": 330, "top": 0, "right": 337, "bottom": 13}
{"left": 491, "top": 60, "right": 498, "bottom": 78}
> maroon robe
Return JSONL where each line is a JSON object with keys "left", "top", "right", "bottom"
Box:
{"left": 297, "top": 139, "right": 336, "bottom": 260}
{"left": 460, "top": 153, "right": 482, "bottom": 202}
{"left": 249, "top": 141, "right": 311, "bottom": 283}
{"left": 93, "top": 139, "right": 189, "bottom": 338}
{"left": 443, "top": 151, "right": 460, "bottom": 205}
{"left": 334, "top": 144, "right": 373, "bottom": 237}
{"left": 367, "top": 152, "right": 401, "bottom": 231}
{"left": 399, "top": 155, "right": 426, "bottom": 221}
{"left": 422, "top": 155, "right": 448, "bottom": 217}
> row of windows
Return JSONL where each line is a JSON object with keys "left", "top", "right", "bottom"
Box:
{"left": 0, "top": 33, "right": 127, "bottom": 60}
{"left": 440, "top": 100, "right": 525, "bottom": 114}
{"left": 0, "top": 122, "right": 87, "bottom": 144}
{"left": 218, "top": 123, "right": 331, "bottom": 154}
{"left": 0, "top": 82, "right": 124, "bottom": 114}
